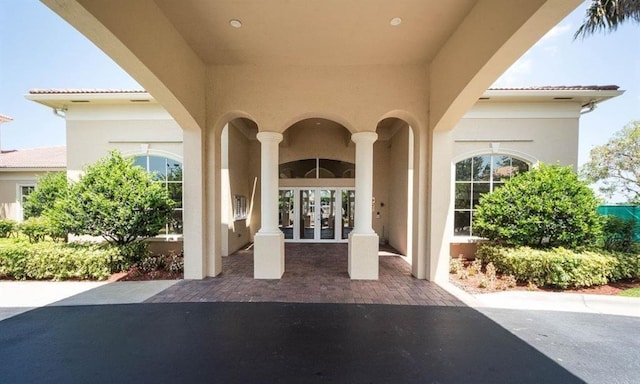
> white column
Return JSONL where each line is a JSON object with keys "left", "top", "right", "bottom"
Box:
{"left": 254, "top": 131, "right": 285, "bottom": 279}
{"left": 348, "top": 132, "right": 379, "bottom": 280}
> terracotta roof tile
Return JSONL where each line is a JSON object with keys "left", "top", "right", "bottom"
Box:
{"left": 488, "top": 85, "right": 620, "bottom": 91}
{"left": 0, "top": 147, "right": 66, "bottom": 169}
{"left": 28, "top": 89, "right": 146, "bottom": 94}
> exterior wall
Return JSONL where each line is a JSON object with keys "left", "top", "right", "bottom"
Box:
{"left": 0, "top": 171, "right": 61, "bottom": 222}
{"left": 453, "top": 102, "right": 581, "bottom": 167}
{"left": 222, "top": 122, "right": 255, "bottom": 255}
{"left": 450, "top": 101, "right": 582, "bottom": 258}
{"left": 387, "top": 126, "right": 411, "bottom": 255}
{"left": 208, "top": 65, "right": 429, "bottom": 134}
{"left": 65, "top": 104, "right": 183, "bottom": 176}
{"left": 372, "top": 141, "right": 389, "bottom": 242}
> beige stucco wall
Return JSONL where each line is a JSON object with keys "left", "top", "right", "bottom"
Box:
{"left": 372, "top": 141, "right": 389, "bottom": 242}
{"left": 208, "top": 65, "right": 428, "bottom": 135}
{"left": 453, "top": 102, "right": 581, "bottom": 168}
{"left": 0, "top": 171, "right": 62, "bottom": 222}
{"left": 222, "top": 122, "right": 256, "bottom": 255}
{"left": 65, "top": 104, "right": 183, "bottom": 175}
{"left": 387, "top": 126, "right": 411, "bottom": 255}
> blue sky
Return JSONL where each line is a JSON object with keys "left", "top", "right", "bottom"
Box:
{"left": 1, "top": 1, "right": 638, "bottom": 167}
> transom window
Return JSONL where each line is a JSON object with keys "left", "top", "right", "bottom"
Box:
{"left": 279, "top": 159, "right": 355, "bottom": 179}
{"left": 454, "top": 154, "right": 529, "bottom": 236}
{"left": 133, "top": 155, "right": 183, "bottom": 236}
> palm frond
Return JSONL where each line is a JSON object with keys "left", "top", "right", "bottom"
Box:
{"left": 574, "top": 0, "right": 640, "bottom": 39}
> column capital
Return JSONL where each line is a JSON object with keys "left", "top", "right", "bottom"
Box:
{"left": 351, "top": 131, "right": 378, "bottom": 144}
{"left": 256, "top": 131, "right": 283, "bottom": 144}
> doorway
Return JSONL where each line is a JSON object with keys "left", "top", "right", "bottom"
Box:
{"left": 279, "top": 188, "right": 355, "bottom": 242}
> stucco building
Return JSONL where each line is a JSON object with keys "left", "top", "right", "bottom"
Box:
{"left": 0, "top": 113, "right": 66, "bottom": 222}
{"left": 26, "top": 83, "right": 622, "bottom": 280}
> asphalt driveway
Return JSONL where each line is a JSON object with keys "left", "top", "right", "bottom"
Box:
{"left": 0, "top": 302, "right": 586, "bottom": 384}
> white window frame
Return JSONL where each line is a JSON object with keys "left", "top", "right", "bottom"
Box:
{"left": 17, "top": 183, "right": 36, "bottom": 222}
{"left": 453, "top": 154, "right": 530, "bottom": 238}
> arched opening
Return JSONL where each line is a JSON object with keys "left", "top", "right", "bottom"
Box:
{"left": 220, "top": 118, "right": 260, "bottom": 257}
{"left": 375, "top": 117, "right": 414, "bottom": 259}
{"left": 278, "top": 118, "right": 355, "bottom": 242}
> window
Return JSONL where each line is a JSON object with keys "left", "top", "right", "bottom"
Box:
{"left": 18, "top": 185, "right": 35, "bottom": 221}
{"left": 454, "top": 154, "right": 528, "bottom": 236}
{"left": 234, "top": 195, "right": 247, "bottom": 220}
{"left": 133, "top": 155, "right": 183, "bottom": 236}
{"left": 279, "top": 159, "right": 355, "bottom": 179}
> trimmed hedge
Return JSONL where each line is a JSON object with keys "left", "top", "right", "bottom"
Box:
{"left": 0, "top": 241, "right": 118, "bottom": 281}
{"left": 477, "top": 244, "right": 639, "bottom": 289}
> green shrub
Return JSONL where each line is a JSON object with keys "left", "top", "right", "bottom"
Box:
{"left": 51, "top": 151, "right": 174, "bottom": 247}
{"left": 0, "top": 242, "right": 30, "bottom": 279}
{"left": 0, "top": 241, "right": 116, "bottom": 280}
{"left": 23, "top": 172, "right": 69, "bottom": 219}
{"left": 118, "top": 241, "right": 150, "bottom": 267}
{"left": 601, "top": 215, "right": 637, "bottom": 252}
{"left": 19, "top": 217, "right": 65, "bottom": 243}
{"left": 607, "top": 251, "right": 640, "bottom": 281}
{"left": 0, "top": 219, "right": 17, "bottom": 238}
{"left": 19, "top": 217, "right": 50, "bottom": 243}
{"left": 474, "top": 164, "right": 602, "bottom": 249}
{"left": 477, "top": 244, "right": 616, "bottom": 288}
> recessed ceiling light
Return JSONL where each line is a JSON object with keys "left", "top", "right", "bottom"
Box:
{"left": 390, "top": 17, "right": 402, "bottom": 26}
{"left": 229, "top": 19, "right": 242, "bottom": 28}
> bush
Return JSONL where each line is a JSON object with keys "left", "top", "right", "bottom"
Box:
{"left": 0, "top": 241, "right": 117, "bottom": 280}
{"left": 117, "top": 241, "right": 150, "bottom": 268}
{"left": 607, "top": 251, "right": 640, "bottom": 281}
{"left": 0, "top": 242, "right": 30, "bottom": 279}
{"left": 0, "top": 219, "right": 17, "bottom": 238}
{"left": 474, "top": 164, "right": 602, "bottom": 249}
{"left": 601, "top": 215, "right": 637, "bottom": 252}
{"left": 19, "top": 217, "right": 51, "bottom": 243}
{"left": 477, "top": 244, "right": 616, "bottom": 288}
{"left": 50, "top": 151, "right": 174, "bottom": 247}
{"left": 19, "top": 217, "right": 66, "bottom": 243}
{"left": 23, "top": 172, "right": 69, "bottom": 219}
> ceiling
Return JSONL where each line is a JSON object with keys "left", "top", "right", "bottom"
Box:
{"left": 154, "top": 0, "right": 477, "bottom": 66}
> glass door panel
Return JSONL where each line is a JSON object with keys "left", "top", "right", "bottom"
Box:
{"left": 300, "top": 190, "right": 315, "bottom": 239}
{"left": 278, "top": 189, "right": 294, "bottom": 239}
{"left": 342, "top": 190, "right": 355, "bottom": 239}
{"left": 320, "top": 190, "right": 336, "bottom": 240}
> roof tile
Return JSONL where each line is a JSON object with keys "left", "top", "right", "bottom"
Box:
{"left": 0, "top": 147, "right": 66, "bottom": 169}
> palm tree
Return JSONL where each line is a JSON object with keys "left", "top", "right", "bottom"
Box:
{"left": 574, "top": 0, "right": 640, "bottom": 39}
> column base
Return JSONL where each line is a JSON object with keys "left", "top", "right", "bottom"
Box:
{"left": 348, "top": 232, "right": 379, "bottom": 280}
{"left": 254, "top": 232, "right": 285, "bottom": 279}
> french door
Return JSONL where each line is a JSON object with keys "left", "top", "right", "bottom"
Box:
{"left": 279, "top": 188, "right": 355, "bottom": 242}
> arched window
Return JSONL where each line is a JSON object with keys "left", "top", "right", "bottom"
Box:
{"left": 133, "top": 155, "right": 183, "bottom": 236}
{"left": 454, "top": 154, "right": 529, "bottom": 236}
{"left": 279, "top": 159, "right": 355, "bottom": 179}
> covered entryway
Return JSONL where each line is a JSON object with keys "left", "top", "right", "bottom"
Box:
{"left": 46, "top": 0, "right": 585, "bottom": 282}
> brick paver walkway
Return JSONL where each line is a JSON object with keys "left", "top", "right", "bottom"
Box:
{"left": 146, "top": 243, "right": 462, "bottom": 306}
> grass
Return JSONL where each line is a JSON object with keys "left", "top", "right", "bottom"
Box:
{"left": 619, "top": 287, "right": 640, "bottom": 297}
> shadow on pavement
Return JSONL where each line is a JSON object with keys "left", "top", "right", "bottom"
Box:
{"left": 0, "top": 302, "right": 583, "bottom": 383}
